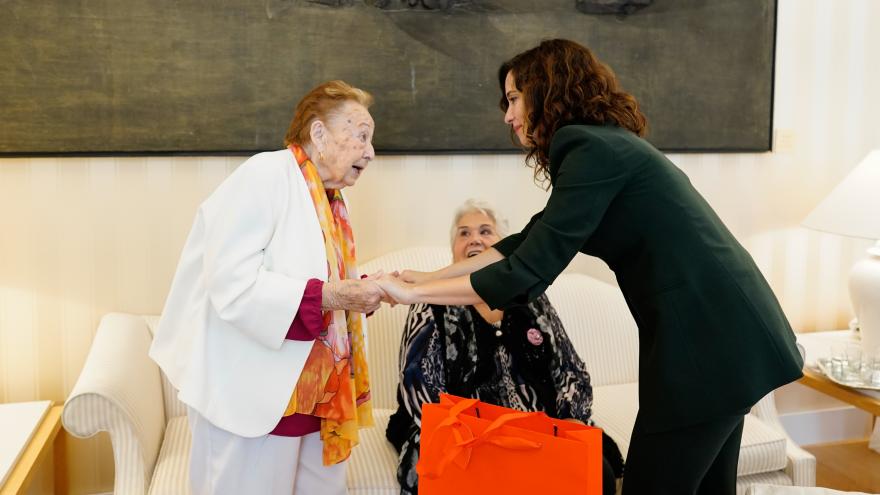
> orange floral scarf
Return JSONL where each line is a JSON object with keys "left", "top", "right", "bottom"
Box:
{"left": 284, "top": 144, "right": 373, "bottom": 465}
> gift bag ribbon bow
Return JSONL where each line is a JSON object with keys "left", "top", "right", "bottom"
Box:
{"left": 417, "top": 398, "right": 544, "bottom": 479}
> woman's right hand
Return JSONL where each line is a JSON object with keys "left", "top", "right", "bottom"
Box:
{"left": 322, "top": 279, "right": 386, "bottom": 313}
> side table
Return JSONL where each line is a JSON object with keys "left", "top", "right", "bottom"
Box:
{"left": 796, "top": 330, "right": 880, "bottom": 452}
{"left": 0, "top": 401, "right": 66, "bottom": 495}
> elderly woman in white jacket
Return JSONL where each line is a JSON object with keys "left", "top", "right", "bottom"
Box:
{"left": 150, "top": 80, "right": 386, "bottom": 495}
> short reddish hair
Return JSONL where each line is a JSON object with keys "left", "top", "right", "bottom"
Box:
{"left": 284, "top": 80, "right": 373, "bottom": 147}
{"left": 499, "top": 39, "right": 648, "bottom": 184}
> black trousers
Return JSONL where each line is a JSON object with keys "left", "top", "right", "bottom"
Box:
{"left": 621, "top": 409, "right": 747, "bottom": 495}
{"left": 602, "top": 454, "right": 618, "bottom": 495}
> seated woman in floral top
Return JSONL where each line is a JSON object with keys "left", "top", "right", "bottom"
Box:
{"left": 385, "top": 199, "right": 623, "bottom": 495}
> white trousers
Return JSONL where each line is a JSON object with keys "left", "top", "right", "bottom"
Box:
{"left": 187, "top": 408, "right": 348, "bottom": 495}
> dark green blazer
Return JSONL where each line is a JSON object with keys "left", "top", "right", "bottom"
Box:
{"left": 471, "top": 124, "right": 804, "bottom": 432}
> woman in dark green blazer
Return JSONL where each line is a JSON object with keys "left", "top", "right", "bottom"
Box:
{"left": 377, "top": 39, "right": 803, "bottom": 495}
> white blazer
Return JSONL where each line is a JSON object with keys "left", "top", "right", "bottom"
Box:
{"left": 150, "top": 149, "right": 356, "bottom": 437}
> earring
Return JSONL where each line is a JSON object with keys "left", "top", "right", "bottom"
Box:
{"left": 319, "top": 151, "right": 325, "bottom": 161}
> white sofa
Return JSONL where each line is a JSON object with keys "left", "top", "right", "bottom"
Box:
{"left": 746, "top": 486, "right": 874, "bottom": 495}
{"left": 62, "top": 246, "right": 815, "bottom": 494}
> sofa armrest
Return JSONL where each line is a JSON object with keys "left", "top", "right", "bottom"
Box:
{"left": 782, "top": 439, "right": 818, "bottom": 487}
{"left": 751, "top": 392, "right": 817, "bottom": 487}
{"left": 62, "top": 313, "right": 167, "bottom": 495}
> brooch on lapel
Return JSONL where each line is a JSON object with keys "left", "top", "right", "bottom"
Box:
{"left": 526, "top": 328, "right": 544, "bottom": 346}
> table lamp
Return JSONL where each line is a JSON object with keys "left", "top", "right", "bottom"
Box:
{"left": 802, "top": 150, "right": 880, "bottom": 355}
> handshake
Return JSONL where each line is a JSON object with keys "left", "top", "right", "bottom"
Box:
{"left": 321, "top": 270, "right": 429, "bottom": 313}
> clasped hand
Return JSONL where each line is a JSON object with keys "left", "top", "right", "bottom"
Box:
{"left": 373, "top": 271, "right": 421, "bottom": 306}
{"left": 321, "top": 269, "right": 422, "bottom": 313}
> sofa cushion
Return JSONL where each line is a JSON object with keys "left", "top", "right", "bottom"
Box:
{"left": 738, "top": 416, "right": 790, "bottom": 476}
{"left": 347, "top": 408, "right": 400, "bottom": 494}
{"left": 148, "top": 415, "right": 192, "bottom": 495}
{"left": 592, "top": 383, "right": 788, "bottom": 477}
{"left": 746, "top": 484, "right": 874, "bottom": 495}
{"left": 737, "top": 473, "right": 793, "bottom": 495}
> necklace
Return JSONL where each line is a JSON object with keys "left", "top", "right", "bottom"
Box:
{"left": 471, "top": 305, "right": 504, "bottom": 336}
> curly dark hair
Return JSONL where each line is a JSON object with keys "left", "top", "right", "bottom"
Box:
{"left": 499, "top": 39, "right": 648, "bottom": 184}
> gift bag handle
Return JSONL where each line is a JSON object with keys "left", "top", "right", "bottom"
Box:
{"left": 418, "top": 398, "right": 544, "bottom": 479}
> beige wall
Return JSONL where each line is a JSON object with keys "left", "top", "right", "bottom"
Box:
{"left": 1, "top": 0, "right": 878, "bottom": 492}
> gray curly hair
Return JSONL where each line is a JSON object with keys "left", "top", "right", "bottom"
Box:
{"left": 449, "top": 199, "right": 510, "bottom": 247}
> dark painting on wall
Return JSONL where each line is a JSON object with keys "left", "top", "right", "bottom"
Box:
{"left": 0, "top": 0, "right": 775, "bottom": 154}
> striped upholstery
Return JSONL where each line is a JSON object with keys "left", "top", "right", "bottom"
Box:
{"left": 591, "top": 383, "right": 640, "bottom": 455}
{"left": 62, "top": 313, "right": 167, "bottom": 495}
{"left": 738, "top": 417, "right": 789, "bottom": 476}
{"left": 148, "top": 416, "right": 192, "bottom": 495}
{"left": 347, "top": 408, "right": 400, "bottom": 494}
{"left": 63, "top": 394, "right": 150, "bottom": 494}
{"left": 750, "top": 393, "right": 817, "bottom": 487}
{"left": 61, "top": 246, "right": 815, "bottom": 494}
{"left": 746, "top": 485, "right": 874, "bottom": 495}
{"left": 737, "top": 473, "right": 794, "bottom": 495}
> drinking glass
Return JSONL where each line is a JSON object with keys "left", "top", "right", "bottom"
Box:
{"left": 843, "top": 344, "right": 863, "bottom": 382}
{"left": 829, "top": 343, "right": 847, "bottom": 379}
{"left": 868, "top": 346, "right": 880, "bottom": 387}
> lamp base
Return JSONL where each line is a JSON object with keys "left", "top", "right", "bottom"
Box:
{"left": 850, "top": 240, "right": 880, "bottom": 357}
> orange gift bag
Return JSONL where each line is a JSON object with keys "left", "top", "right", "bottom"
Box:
{"left": 418, "top": 393, "right": 603, "bottom": 494}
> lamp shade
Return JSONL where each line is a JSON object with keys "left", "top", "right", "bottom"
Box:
{"left": 802, "top": 150, "right": 880, "bottom": 240}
